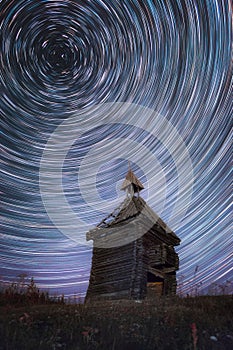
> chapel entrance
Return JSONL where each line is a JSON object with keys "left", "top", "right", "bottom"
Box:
{"left": 147, "top": 272, "right": 164, "bottom": 297}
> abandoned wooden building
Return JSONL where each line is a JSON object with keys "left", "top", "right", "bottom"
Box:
{"left": 85, "top": 168, "right": 180, "bottom": 301}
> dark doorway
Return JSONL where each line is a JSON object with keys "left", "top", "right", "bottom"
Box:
{"left": 147, "top": 272, "right": 164, "bottom": 297}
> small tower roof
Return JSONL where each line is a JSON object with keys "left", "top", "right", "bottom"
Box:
{"left": 121, "top": 169, "right": 144, "bottom": 192}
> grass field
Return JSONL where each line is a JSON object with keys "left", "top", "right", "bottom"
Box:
{"left": 0, "top": 293, "right": 233, "bottom": 350}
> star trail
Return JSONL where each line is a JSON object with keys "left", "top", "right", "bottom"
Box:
{"left": 0, "top": 0, "right": 232, "bottom": 297}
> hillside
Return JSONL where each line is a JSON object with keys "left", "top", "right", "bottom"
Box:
{"left": 0, "top": 295, "right": 233, "bottom": 350}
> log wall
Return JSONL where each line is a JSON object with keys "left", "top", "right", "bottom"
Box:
{"left": 85, "top": 223, "right": 179, "bottom": 302}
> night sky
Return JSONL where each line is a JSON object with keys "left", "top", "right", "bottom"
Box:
{"left": 0, "top": 0, "right": 232, "bottom": 298}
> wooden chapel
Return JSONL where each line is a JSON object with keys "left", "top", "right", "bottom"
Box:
{"left": 85, "top": 168, "right": 180, "bottom": 301}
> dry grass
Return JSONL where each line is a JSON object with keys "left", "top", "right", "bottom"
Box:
{"left": 0, "top": 294, "right": 232, "bottom": 350}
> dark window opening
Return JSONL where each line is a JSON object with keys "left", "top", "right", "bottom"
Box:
{"left": 147, "top": 272, "right": 163, "bottom": 283}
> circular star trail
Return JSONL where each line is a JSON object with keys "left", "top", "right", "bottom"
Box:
{"left": 0, "top": 0, "right": 232, "bottom": 297}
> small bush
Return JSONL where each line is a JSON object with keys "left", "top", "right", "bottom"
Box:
{"left": 0, "top": 278, "right": 64, "bottom": 307}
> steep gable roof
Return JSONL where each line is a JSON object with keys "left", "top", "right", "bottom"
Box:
{"left": 86, "top": 168, "right": 180, "bottom": 248}
{"left": 86, "top": 196, "right": 180, "bottom": 247}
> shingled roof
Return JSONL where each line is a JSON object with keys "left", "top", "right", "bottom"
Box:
{"left": 86, "top": 170, "right": 180, "bottom": 248}
{"left": 121, "top": 169, "right": 144, "bottom": 192}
